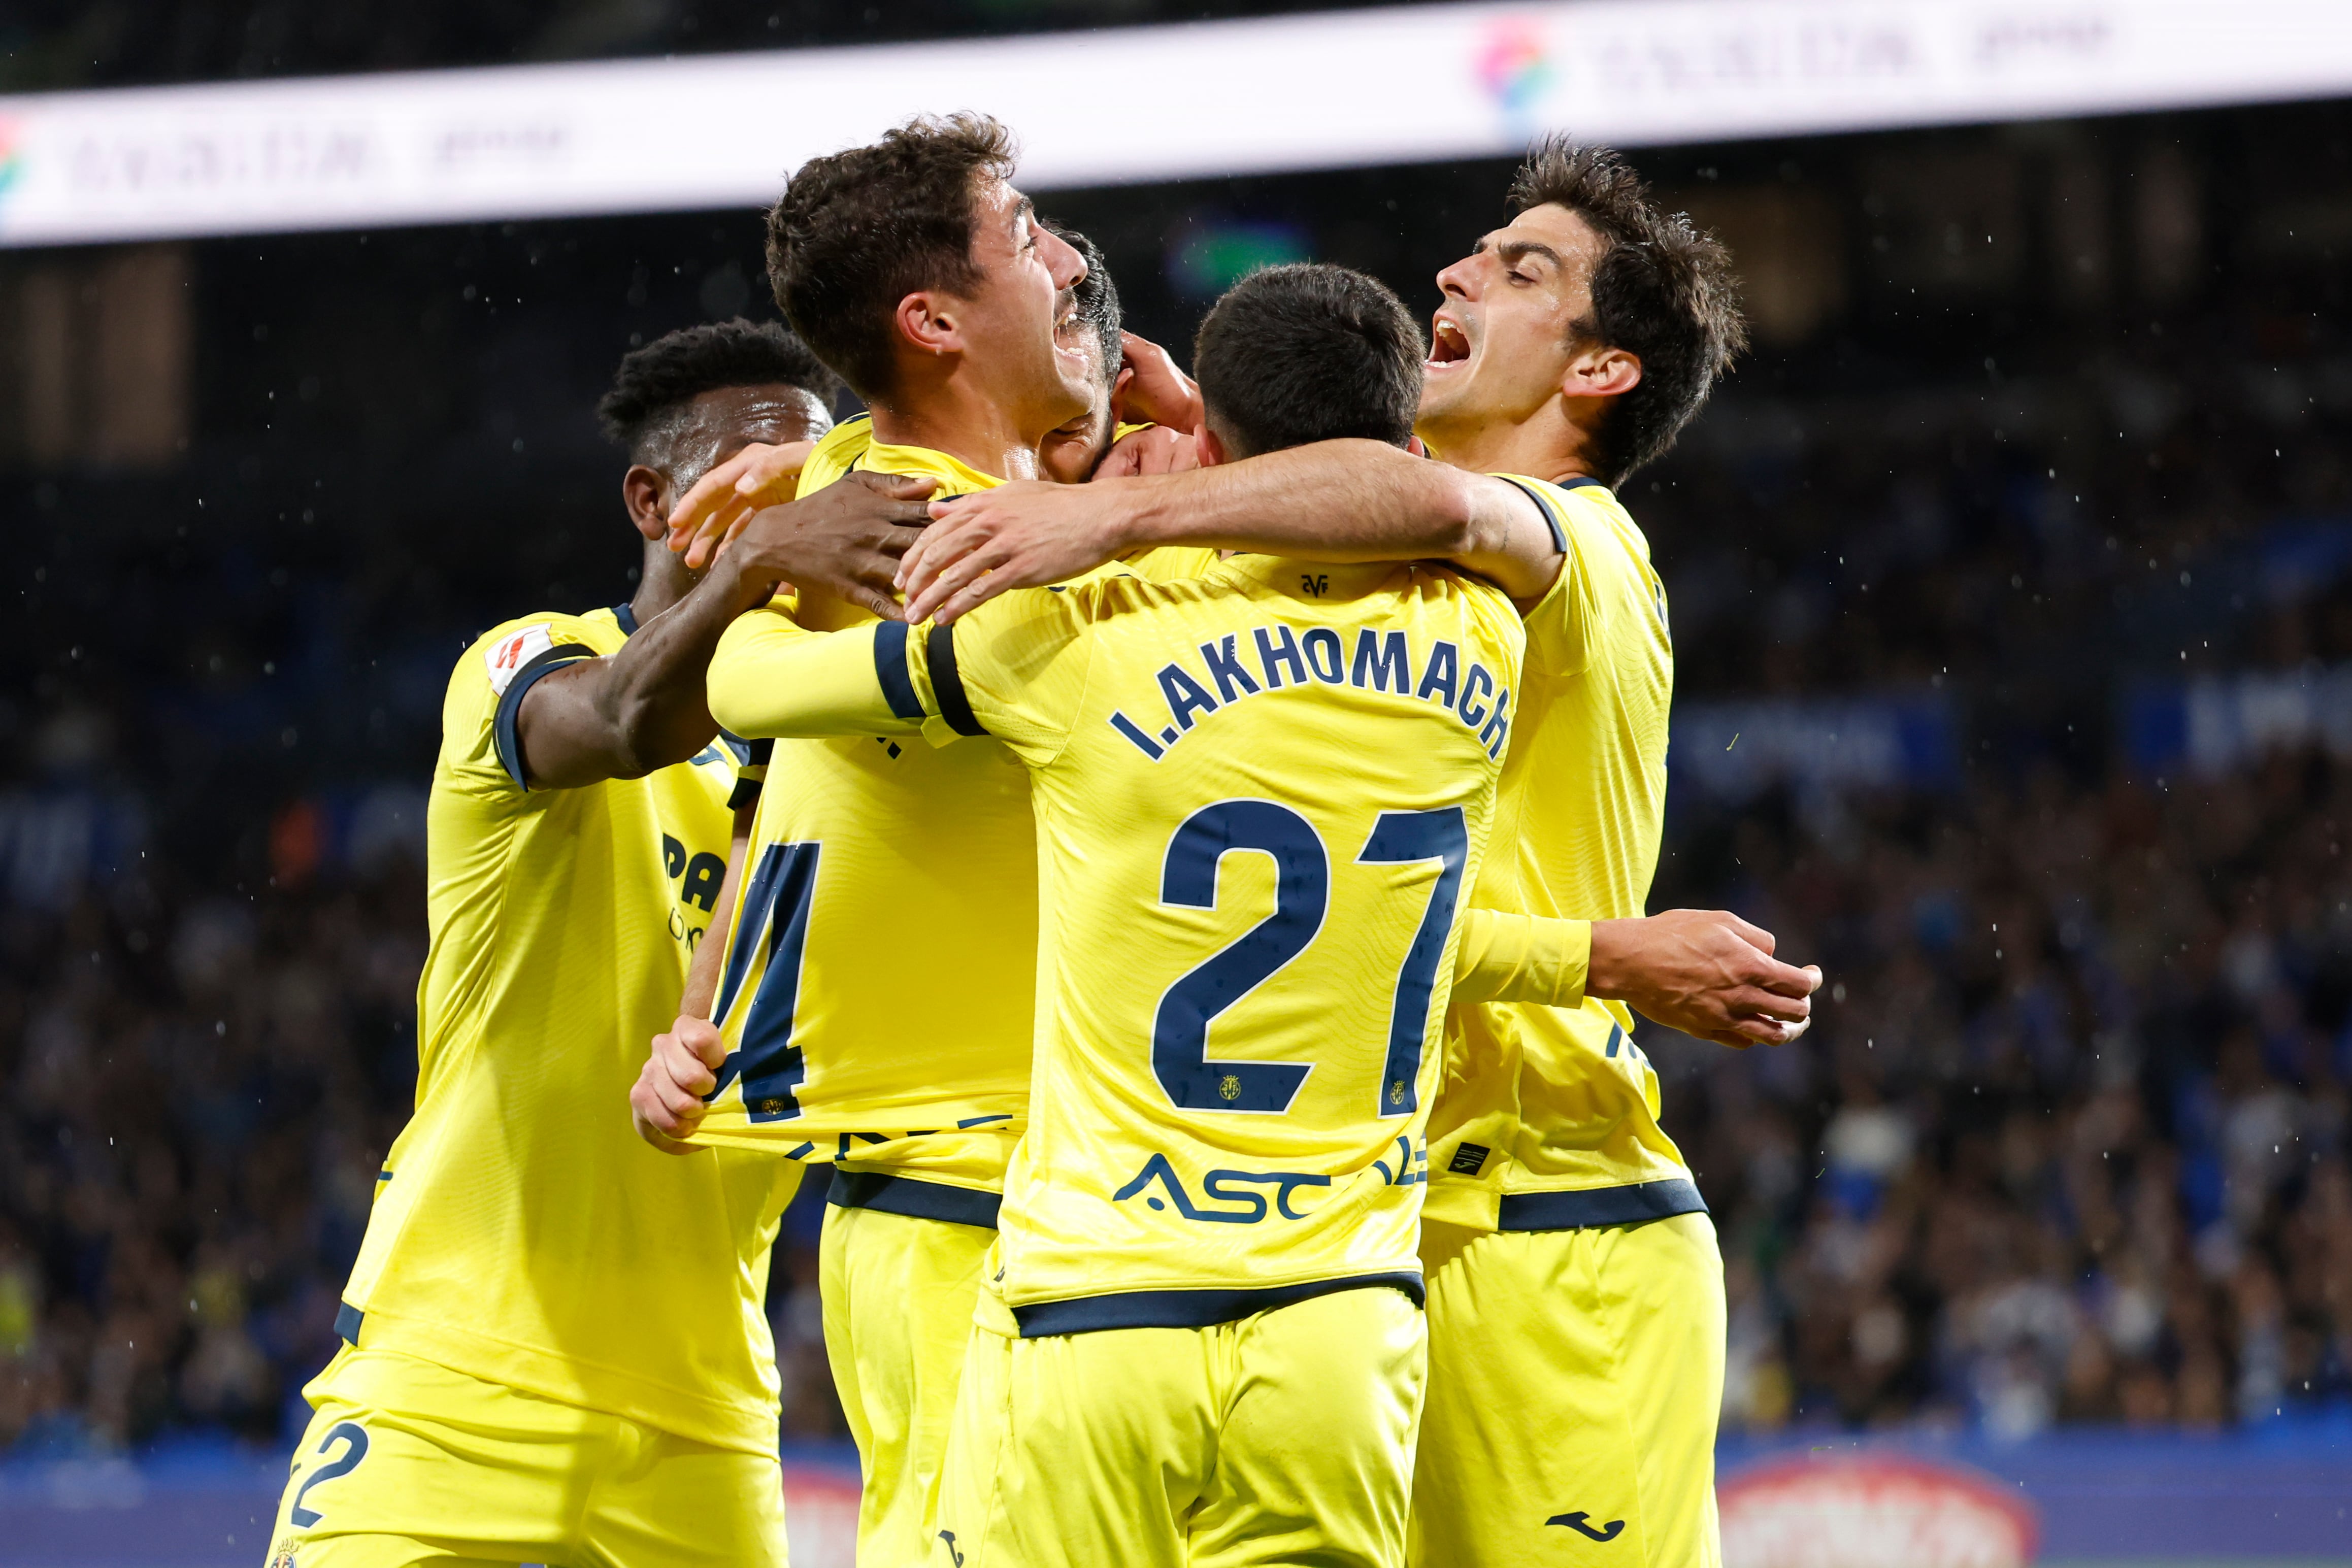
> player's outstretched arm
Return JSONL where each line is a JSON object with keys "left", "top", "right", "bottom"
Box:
{"left": 515, "top": 473, "right": 934, "bottom": 790}
{"left": 1453, "top": 909, "right": 1816, "bottom": 1048}
{"left": 899, "top": 439, "right": 1562, "bottom": 624}
{"left": 1588, "top": 910, "right": 1820, "bottom": 1048}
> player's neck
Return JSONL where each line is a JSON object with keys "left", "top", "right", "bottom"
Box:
{"left": 1421, "top": 402, "right": 1603, "bottom": 488}
{"left": 869, "top": 377, "right": 1044, "bottom": 482}
{"left": 628, "top": 538, "right": 697, "bottom": 625}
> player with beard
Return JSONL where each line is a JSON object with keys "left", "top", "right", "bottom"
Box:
{"left": 888, "top": 139, "right": 1800, "bottom": 1568}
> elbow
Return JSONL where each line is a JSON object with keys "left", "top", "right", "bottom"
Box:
{"left": 603, "top": 691, "right": 706, "bottom": 778}
{"left": 704, "top": 668, "right": 760, "bottom": 740}
{"left": 1422, "top": 466, "right": 1486, "bottom": 556}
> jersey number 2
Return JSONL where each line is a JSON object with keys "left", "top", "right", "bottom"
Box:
{"left": 1151, "top": 799, "right": 1467, "bottom": 1117}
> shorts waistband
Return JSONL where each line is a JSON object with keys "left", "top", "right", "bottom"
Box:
{"left": 1496, "top": 1177, "right": 1707, "bottom": 1232}
{"left": 826, "top": 1168, "right": 1002, "bottom": 1230}
{"left": 1012, "top": 1271, "right": 1423, "bottom": 1338}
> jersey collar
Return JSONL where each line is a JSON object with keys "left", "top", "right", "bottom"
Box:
{"left": 1219, "top": 555, "right": 1405, "bottom": 601}
{"left": 854, "top": 437, "right": 1005, "bottom": 496}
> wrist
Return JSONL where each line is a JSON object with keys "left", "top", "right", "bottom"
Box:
{"left": 715, "top": 553, "right": 777, "bottom": 616}
{"left": 1110, "top": 479, "right": 1174, "bottom": 554}
{"left": 1585, "top": 917, "right": 1633, "bottom": 999}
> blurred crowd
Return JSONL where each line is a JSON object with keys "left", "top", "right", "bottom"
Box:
{"left": 1660, "top": 753, "right": 2352, "bottom": 1437}
{"left": 0, "top": 848, "right": 842, "bottom": 1453}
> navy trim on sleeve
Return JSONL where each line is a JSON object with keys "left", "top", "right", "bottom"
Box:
{"left": 1013, "top": 1272, "right": 1423, "bottom": 1338}
{"left": 826, "top": 1169, "right": 1002, "bottom": 1230}
{"left": 492, "top": 643, "right": 598, "bottom": 788}
{"left": 1495, "top": 1177, "right": 1707, "bottom": 1233}
{"left": 925, "top": 623, "right": 987, "bottom": 737}
{"left": 612, "top": 602, "right": 641, "bottom": 636}
{"left": 335, "top": 1302, "right": 364, "bottom": 1346}
{"left": 873, "top": 621, "right": 925, "bottom": 722}
{"left": 726, "top": 736, "right": 774, "bottom": 811}
{"left": 1497, "top": 476, "right": 1570, "bottom": 554}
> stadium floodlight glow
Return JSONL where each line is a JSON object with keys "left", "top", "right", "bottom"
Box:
{"left": 1, "top": 0, "right": 2348, "bottom": 247}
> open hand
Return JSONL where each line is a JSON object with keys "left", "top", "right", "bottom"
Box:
{"left": 667, "top": 440, "right": 819, "bottom": 569}
{"left": 898, "top": 481, "right": 1133, "bottom": 625}
{"left": 724, "top": 471, "right": 937, "bottom": 621}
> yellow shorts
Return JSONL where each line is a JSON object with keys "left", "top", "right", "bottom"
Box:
{"left": 820, "top": 1189, "right": 996, "bottom": 1567}
{"left": 261, "top": 1346, "right": 785, "bottom": 1568}
{"left": 937, "top": 1283, "right": 1426, "bottom": 1568}
{"left": 1410, "top": 1211, "right": 1725, "bottom": 1568}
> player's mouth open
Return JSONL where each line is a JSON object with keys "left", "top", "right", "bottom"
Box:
{"left": 1053, "top": 295, "right": 1086, "bottom": 359}
{"left": 1428, "top": 318, "right": 1471, "bottom": 370}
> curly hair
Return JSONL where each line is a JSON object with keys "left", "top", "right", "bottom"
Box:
{"left": 1509, "top": 138, "right": 1748, "bottom": 483}
{"left": 595, "top": 318, "right": 839, "bottom": 468}
{"left": 765, "top": 113, "right": 1018, "bottom": 401}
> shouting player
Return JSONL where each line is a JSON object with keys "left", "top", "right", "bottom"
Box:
{"left": 634, "top": 119, "right": 1701, "bottom": 1565}
{"left": 895, "top": 141, "right": 1782, "bottom": 1566}
{"left": 264, "top": 322, "right": 932, "bottom": 1566}
{"left": 705, "top": 260, "right": 1528, "bottom": 1568}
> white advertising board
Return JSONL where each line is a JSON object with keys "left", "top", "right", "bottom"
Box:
{"left": 0, "top": 0, "right": 2346, "bottom": 246}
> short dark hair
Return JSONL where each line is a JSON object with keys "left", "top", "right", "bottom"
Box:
{"left": 765, "top": 113, "right": 1017, "bottom": 401}
{"left": 1046, "top": 221, "right": 1122, "bottom": 387}
{"left": 595, "top": 318, "right": 839, "bottom": 469}
{"left": 1192, "top": 263, "right": 1423, "bottom": 460}
{"left": 1508, "top": 138, "right": 1746, "bottom": 484}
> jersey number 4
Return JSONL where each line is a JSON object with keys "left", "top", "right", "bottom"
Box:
{"left": 706, "top": 841, "right": 821, "bottom": 1122}
{"left": 1152, "top": 799, "right": 1467, "bottom": 1117}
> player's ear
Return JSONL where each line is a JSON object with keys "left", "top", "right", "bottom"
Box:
{"left": 895, "top": 291, "right": 960, "bottom": 358}
{"left": 1195, "top": 426, "right": 1228, "bottom": 469}
{"left": 622, "top": 465, "right": 669, "bottom": 541}
{"left": 1563, "top": 342, "right": 1641, "bottom": 402}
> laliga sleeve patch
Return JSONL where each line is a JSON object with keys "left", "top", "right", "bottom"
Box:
{"left": 482, "top": 623, "right": 555, "bottom": 695}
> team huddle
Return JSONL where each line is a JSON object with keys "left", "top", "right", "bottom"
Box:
{"left": 264, "top": 114, "right": 1821, "bottom": 1568}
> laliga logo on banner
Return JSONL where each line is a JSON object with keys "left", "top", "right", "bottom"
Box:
{"left": 1719, "top": 1452, "right": 2039, "bottom": 1568}
{"left": 1474, "top": 17, "right": 1556, "bottom": 137}
{"left": 0, "top": 116, "right": 23, "bottom": 205}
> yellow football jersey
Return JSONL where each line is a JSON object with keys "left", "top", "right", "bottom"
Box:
{"left": 712, "top": 558, "right": 1524, "bottom": 1328}
{"left": 796, "top": 411, "right": 873, "bottom": 492}
{"left": 690, "top": 421, "right": 1041, "bottom": 1199}
{"left": 335, "top": 606, "right": 800, "bottom": 1457}
{"left": 1424, "top": 476, "right": 1698, "bottom": 1233}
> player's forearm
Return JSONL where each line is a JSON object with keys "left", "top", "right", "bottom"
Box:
{"left": 584, "top": 565, "right": 762, "bottom": 775}
{"left": 515, "top": 568, "right": 758, "bottom": 789}
{"left": 1111, "top": 441, "right": 1478, "bottom": 560}
{"left": 679, "top": 804, "right": 755, "bottom": 1020}
{"left": 1452, "top": 911, "right": 1590, "bottom": 1008}
{"left": 1116, "top": 442, "right": 1561, "bottom": 600}
{"left": 707, "top": 616, "right": 914, "bottom": 740}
